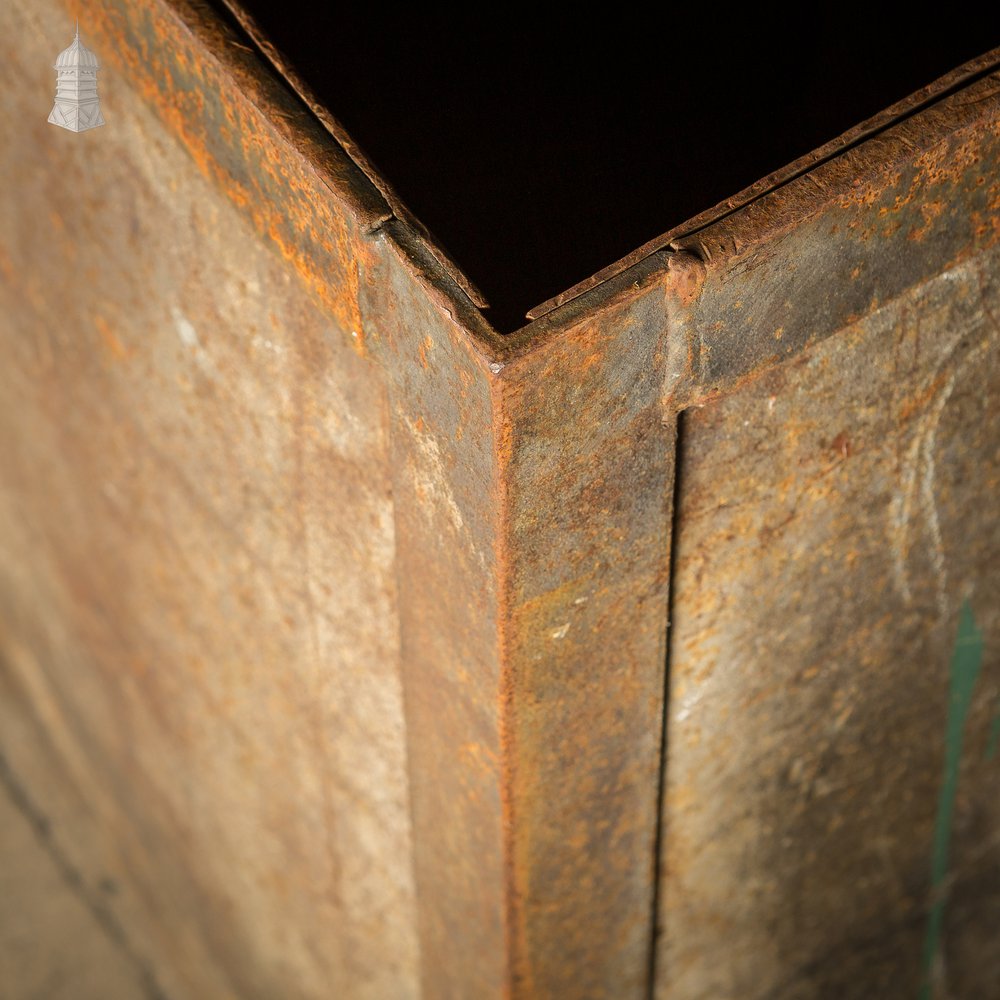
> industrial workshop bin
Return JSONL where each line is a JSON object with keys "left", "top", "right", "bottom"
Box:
{"left": 1, "top": 2, "right": 999, "bottom": 998}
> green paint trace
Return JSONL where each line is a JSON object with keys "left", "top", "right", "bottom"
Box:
{"left": 986, "top": 711, "right": 1000, "bottom": 762}
{"left": 919, "top": 600, "right": 984, "bottom": 1000}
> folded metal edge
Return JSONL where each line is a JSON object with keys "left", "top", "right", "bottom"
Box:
{"left": 525, "top": 47, "right": 1000, "bottom": 322}
{"left": 213, "top": 0, "right": 490, "bottom": 311}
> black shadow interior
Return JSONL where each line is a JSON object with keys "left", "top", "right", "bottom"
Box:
{"left": 213, "top": 7, "right": 1000, "bottom": 331}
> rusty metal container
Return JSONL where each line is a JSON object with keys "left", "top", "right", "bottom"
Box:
{"left": 1, "top": 2, "right": 999, "bottom": 998}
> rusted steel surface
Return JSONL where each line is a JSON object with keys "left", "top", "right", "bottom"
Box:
{"left": 0, "top": 1, "right": 422, "bottom": 997}
{"left": 1, "top": 0, "right": 999, "bottom": 998}
{"left": 652, "top": 71, "right": 1000, "bottom": 999}
{"left": 497, "top": 274, "right": 677, "bottom": 997}
{"left": 359, "top": 222, "right": 507, "bottom": 999}
{"left": 213, "top": 0, "right": 490, "bottom": 310}
{"left": 79, "top": 0, "right": 386, "bottom": 345}
{"left": 1, "top": 1, "right": 506, "bottom": 998}
{"left": 658, "top": 250, "right": 1000, "bottom": 998}
{"left": 657, "top": 68, "right": 1000, "bottom": 412}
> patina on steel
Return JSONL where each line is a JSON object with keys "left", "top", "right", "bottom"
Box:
{"left": 0, "top": 0, "right": 998, "bottom": 997}
{"left": 649, "top": 69, "right": 1000, "bottom": 996}
{"left": 660, "top": 251, "right": 1000, "bottom": 999}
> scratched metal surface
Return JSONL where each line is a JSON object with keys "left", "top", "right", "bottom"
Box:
{"left": 0, "top": 768, "right": 153, "bottom": 999}
{"left": 658, "top": 252, "right": 1000, "bottom": 1000}
{"left": 0, "top": 2, "right": 421, "bottom": 997}
{"left": 653, "top": 74, "right": 1000, "bottom": 999}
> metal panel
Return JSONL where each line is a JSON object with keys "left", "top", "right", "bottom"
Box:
{"left": 654, "top": 71, "right": 1000, "bottom": 1000}
{"left": 359, "top": 223, "right": 507, "bottom": 999}
{"left": 1, "top": 0, "right": 998, "bottom": 997}
{"left": 0, "top": 2, "right": 419, "bottom": 997}
{"left": 660, "top": 253, "right": 1000, "bottom": 999}
{"left": 498, "top": 271, "right": 678, "bottom": 996}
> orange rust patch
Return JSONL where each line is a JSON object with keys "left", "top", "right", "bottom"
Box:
{"left": 94, "top": 315, "right": 132, "bottom": 362}
{"left": 86, "top": 0, "right": 365, "bottom": 355}
{"left": 418, "top": 335, "right": 433, "bottom": 368}
{"left": 665, "top": 253, "right": 708, "bottom": 306}
{"left": 459, "top": 741, "right": 500, "bottom": 774}
{"left": 908, "top": 199, "right": 945, "bottom": 242}
{"left": 971, "top": 210, "right": 1000, "bottom": 248}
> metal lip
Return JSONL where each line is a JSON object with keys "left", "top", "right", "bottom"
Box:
{"left": 524, "top": 48, "right": 1000, "bottom": 322}
{"left": 166, "top": 4, "right": 1000, "bottom": 354}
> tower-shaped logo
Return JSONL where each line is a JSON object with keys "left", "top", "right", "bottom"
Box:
{"left": 48, "top": 22, "right": 105, "bottom": 132}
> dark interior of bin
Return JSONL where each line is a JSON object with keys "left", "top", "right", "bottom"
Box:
{"left": 214, "top": 5, "right": 999, "bottom": 332}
